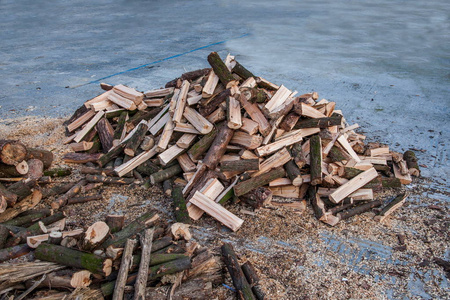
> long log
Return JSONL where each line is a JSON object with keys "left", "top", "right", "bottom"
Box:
{"left": 232, "top": 61, "right": 255, "bottom": 80}
{"left": 172, "top": 186, "right": 191, "bottom": 224}
{"left": 124, "top": 122, "right": 149, "bottom": 156}
{"left": 0, "top": 190, "right": 42, "bottom": 223}
{"left": 198, "top": 89, "right": 231, "bottom": 116}
{"left": 309, "top": 135, "right": 322, "bottom": 186}
{"left": 165, "top": 68, "right": 210, "bottom": 88}
{"left": 134, "top": 228, "right": 154, "bottom": 300}
{"left": 85, "top": 174, "right": 135, "bottom": 185}
{"left": 113, "top": 238, "right": 137, "bottom": 300}
{"left": 51, "top": 180, "right": 87, "bottom": 209}
{"left": 149, "top": 164, "right": 183, "bottom": 185}
{"left": 43, "top": 168, "right": 72, "bottom": 177}
{"left": 242, "top": 261, "right": 265, "bottom": 300}
{"left": 135, "top": 160, "right": 161, "bottom": 176}
{"left": 0, "top": 161, "right": 29, "bottom": 178}
{"left": 337, "top": 199, "right": 383, "bottom": 220}
{"left": 221, "top": 159, "right": 260, "bottom": 172}
{"left": 203, "top": 123, "right": 234, "bottom": 170}
{"left": 0, "top": 140, "right": 27, "bottom": 166}
{"left": 41, "top": 182, "right": 76, "bottom": 198}
{"left": 113, "top": 111, "right": 128, "bottom": 144}
{"left": 35, "top": 243, "right": 112, "bottom": 276}
{"left": 6, "top": 180, "right": 34, "bottom": 200}
{"left": 63, "top": 153, "right": 102, "bottom": 164}
{"left": 221, "top": 243, "right": 255, "bottom": 300}
{"left": 294, "top": 115, "right": 342, "bottom": 129}
{"left": 3, "top": 210, "right": 50, "bottom": 227}
{"left": 234, "top": 167, "right": 285, "bottom": 197}
{"left": 100, "top": 256, "right": 192, "bottom": 297}
{"left": 187, "top": 127, "right": 217, "bottom": 161}
{"left": 374, "top": 193, "right": 407, "bottom": 222}
{"left": 0, "top": 244, "right": 31, "bottom": 263}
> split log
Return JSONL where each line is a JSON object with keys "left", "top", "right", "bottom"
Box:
{"left": 284, "top": 160, "right": 303, "bottom": 186}
{"left": 255, "top": 130, "right": 303, "bottom": 157}
{"left": 187, "top": 127, "right": 217, "bottom": 161}
{"left": 251, "top": 148, "right": 291, "bottom": 178}
{"left": 187, "top": 178, "right": 225, "bottom": 220}
{"left": 221, "top": 243, "right": 255, "bottom": 300}
{"left": 207, "top": 52, "right": 238, "bottom": 88}
{"left": 82, "top": 221, "right": 110, "bottom": 251}
{"left": 230, "top": 131, "right": 263, "bottom": 150}
{"left": 183, "top": 107, "right": 214, "bottom": 134}
{"left": 101, "top": 210, "right": 160, "bottom": 250}
{"left": 149, "top": 164, "right": 183, "bottom": 184}
{"left": 158, "top": 145, "right": 185, "bottom": 166}
{"left": 96, "top": 118, "right": 114, "bottom": 152}
{"left": 190, "top": 191, "right": 243, "bottom": 231}
{"left": 202, "top": 70, "right": 220, "bottom": 98}
{"left": 0, "top": 190, "right": 42, "bottom": 223}
{"left": 279, "top": 112, "right": 300, "bottom": 131}
{"left": 106, "top": 215, "right": 125, "bottom": 234}
{"left": 113, "top": 111, "right": 128, "bottom": 145}
{"left": 242, "top": 261, "right": 265, "bottom": 300}
{"left": 374, "top": 193, "right": 407, "bottom": 222}
{"left": 0, "top": 140, "right": 27, "bottom": 166}
{"left": 134, "top": 228, "right": 155, "bottom": 300}
{"left": 337, "top": 199, "right": 383, "bottom": 220}
{"left": 172, "top": 186, "right": 191, "bottom": 224}
{"left": 239, "top": 93, "right": 271, "bottom": 136}
{"left": 113, "top": 238, "right": 137, "bottom": 300}
{"left": 35, "top": 243, "right": 112, "bottom": 276}
{"left": 100, "top": 256, "right": 191, "bottom": 297}
{"left": 172, "top": 80, "right": 190, "bottom": 124}
{"left": 403, "top": 150, "right": 420, "bottom": 176}
{"left": 256, "top": 77, "right": 279, "bottom": 90}
{"left": 310, "top": 135, "right": 322, "bottom": 186}
{"left": 0, "top": 161, "right": 29, "bottom": 178}
{"left": 51, "top": 180, "right": 87, "bottom": 210}
{"left": 240, "top": 187, "right": 272, "bottom": 209}
{"left": 199, "top": 89, "right": 231, "bottom": 117}
{"left": 234, "top": 167, "right": 285, "bottom": 197}
{"left": 329, "top": 168, "right": 378, "bottom": 204}
{"left": 0, "top": 244, "right": 31, "bottom": 263}
{"left": 221, "top": 159, "right": 260, "bottom": 173}
{"left": 227, "top": 96, "right": 242, "bottom": 129}
{"left": 203, "top": 123, "right": 234, "bottom": 169}
{"left": 124, "top": 122, "right": 149, "bottom": 156}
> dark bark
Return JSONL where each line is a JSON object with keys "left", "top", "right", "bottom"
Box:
{"left": 43, "top": 168, "right": 72, "bottom": 177}
{"left": 172, "top": 186, "right": 191, "bottom": 224}
{"left": 280, "top": 113, "right": 300, "bottom": 131}
{"left": 149, "top": 164, "right": 183, "bottom": 185}
{"left": 124, "top": 122, "right": 149, "bottom": 156}
{"left": 207, "top": 52, "right": 236, "bottom": 87}
{"left": 221, "top": 159, "right": 260, "bottom": 172}
{"left": 63, "top": 152, "right": 102, "bottom": 164}
{"left": 203, "top": 122, "right": 234, "bottom": 169}
{"left": 234, "top": 167, "right": 285, "bottom": 197}
{"left": 242, "top": 261, "right": 265, "bottom": 300}
{"left": 96, "top": 118, "right": 114, "bottom": 152}
{"left": 67, "top": 194, "right": 103, "bottom": 205}
{"left": 0, "top": 244, "right": 30, "bottom": 263}
{"left": 294, "top": 115, "right": 342, "bottom": 129}
{"left": 309, "top": 135, "right": 322, "bottom": 185}
{"left": 42, "top": 182, "right": 77, "bottom": 198}
{"left": 105, "top": 215, "right": 125, "bottom": 234}
{"left": 187, "top": 127, "right": 217, "bottom": 160}
{"left": 199, "top": 88, "right": 231, "bottom": 116}
{"left": 232, "top": 61, "right": 255, "bottom": 80}
{"left": 26, "top": 148, "right": 53, "bottom": 169}
{"left": 165, "top": 68, "right": 211, "bottom": 88}
{"left": 97, "top": 144, "right": 125, "bottom": 167}
{"left": 85, "top": 174, "right": 135, "bottom": 185}
{"left": 240, "top": 187, "right": 272, "bottom": 209}
{"left": 337, "top": 199, "right": 383, "bottom": 220}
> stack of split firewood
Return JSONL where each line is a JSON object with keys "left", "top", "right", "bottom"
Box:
{"left": 60, "top": 51, "right": 420, "bottom": 229}
{"left": 0, "top": 210, "right": 222, "bottom": 299}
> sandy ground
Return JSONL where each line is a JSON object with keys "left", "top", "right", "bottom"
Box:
{"left": 0, "top": 115, "right": 448, "bottom": 300}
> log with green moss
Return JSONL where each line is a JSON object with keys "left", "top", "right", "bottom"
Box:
{"left": 100, "top": 256, "right": 191, "bottom": 297}
{"left": 374, "top": 193, "right": 407, "bottom": 222}
{"left": 43, "top": 168, "right": 72, "bottom": 177}
{"left": 85, "top": 174, "right": 134, "bottom": 185}
{"left": 124, "top": 122, "right": 149, "bottom": 156}
{"left": 97, "top": 144, "right": 126, "bottom": 167}
{"left": 242, "top": 261, "right": 265, "bottom": 300}
{"left": 309, "top": 135, "right": 322, "bottom": 186}
{"left": 101, "top": 210, "right": 160, "bottom": 249}
{"left": 295, "top": 115, "right": 342, "bottom": 129}
{"left": 221, "top": 159, "right": 260, "bottom": 172}
{"left": 35, "top": 243, "right": 112, "bottom": 276}
{"left": 284, "top": 160, "right": 303, "bottom": 186}
{"left": 232, "top": 61, "right": 255, "bottom": 80}
{"left": 221, "top": 243, "right": 255, "bottom": 300}
{"left": 135, "top": 160, "right": 161, "bottom": 176}
{"left": 327, "top": 145, "right": 351, "bottom": 163}
{"left": 172, "top": 186, "right": 191, "bottom": 224}
{"left": 198, "top": 88, "right": 231, "bottom": 116}
{"left": 207, "top": 52, "right": 237, "bottom": 88}
{"left": 234, "top": 167, "right": 285, "bottom": 197}
{"left": 3, "top": 210, "right": 51, "bottom": 227}
{"left": 187, "top": 127, "right": 217, "bottom": 160}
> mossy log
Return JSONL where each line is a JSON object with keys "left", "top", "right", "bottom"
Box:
{"left": 221, "top": 243, "right": 255, "bottom": 300}
{"left": 187, "top": 127, "right": 217, "bottom": 160}
{"left": 310, "top": 135, "right": 322, "bottom": 185}
{"left": 207, "top": 52, "right": 237, "bottom": 88}
{"left": 42, "top": 182, "right": 76, "bottom": 198}
{"left": 242, "top": 261, "right": 265, "bottom": 300}
{"left": 97, "top": 144, "right": 125, "bottom": 167}
{"left": 172, "top": 186, "right": 191, "bottom": 224}
{"left": 35, "top": 243, "right": 112, "bottom": 276}
{"left": 149, "top": 164, "right": 183, "bottom": 185}
{"left": 3, "top": 210, "right": 51, "bottom": 227}
{"left": 43, "top": 168, "right": 72, "bottom": 177}
{"left": 232, "top": 61, "right": 255, "bottom": 80}
{"left": 113, "top": 111, "right": 128, "bottom": 141}
{"left": 234, "top": 167, "right": 285, "bottom": 197}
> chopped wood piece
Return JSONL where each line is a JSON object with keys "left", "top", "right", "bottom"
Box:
{"left": 149, "top": 112, "right": 170, "bottom": 135}
{"left": 393, "top": 162, "right": 412, "bottom": 184}
{"left": 310, "top": 135, "right": 323, "bottom": 186}
{"left": 0, "top": 190, "right": 42, "bottom": 223}
{"left": 190, "top": 191, "right": 243, "bottom": 231}
{"left": 232, "top": 60, "right": 255, "bottom": 79}
{"left": 156, "top": 119, "right": 174, "bottom": 152}
{"left": 284, "top": 160, "right": 303, "bottom": 186}
{"left": 221, "top": 159, "right": 259, "bottom": 172}
{"left": 370, "top": 147, "right": 389, "bottom": 156}
{"left": 0, "top": 160, "right": 28, "bottom": 178}
{"left": 240, "top": 118, "right": 259, "bottom": 135}
{"left": 227, "top": 96, "right": 242, "bottom": 129}
{"left": 221, "top": 243, "right": 255, "bottom": 300}
{"left": 403, "top": 150, "right": 420, "bottom": 176}
{"left": 229, "top": 131, "right": 263, "bottom": 150}
{"left": 294, "top": 102, "right": 326, "bottom": 118}
{"left": 174, "top": 122, "right": 201, "bottom": 134}
{"left": 206, "top": 106, "right": 226, "bottom": 124}
{"left": 69, "top": 141, "right": 93, "bottom": 152}
{"left": 252, "top": 147, "right": 291, "bottom": 177}
{"left": 234, "top": 167, "right": 285, "bottom": 197}
{"left": 329, "top": 167, "right": 378, "bottom": 203}
{"left": 187, "top": 178, "right": 225, "bottom": 220}
{"left": 295, "top": 115, "right": 342, "bottom": 129}
{"left": 242, "top": 261, "right": 266, "bottom": 300}
{"left": 158, "top": 145, "right": 185, "bottom": 166}
{"left": 269, "top": 185, "right": 300, "bottom": 198}
{"left": 207, "top": 52, "right": 238, "bottom": 88}
{"left": 172, "top": 186, "right": 191, "bottom": 224}
{"left": 203, "top": 123, "right": 234, "bottom": 170}
{"left": 67, "top": 194, "right": 103, "bottom": 205}
{"left": 239, "top": 93, "right": 271, "bottom": 136}
{"left": 279, "top": 112, "right": 300, "bottom": 131}
{"left": 0, "top": 140, "right": 27, "bottom": 166}
{"left": 177, "top": 153, "right": 197, "bottom": 172}
{"left": 173, "top": 80, "right": 190, "bottom": 123}
{"left": 256, "top": 77, "right": 279, "bottom": 90}
{"left": 176, "top": 134, "right": 197, "bottom": 149}
{"left": 113, "top": 84, "right": 144, "bottom": 103}
{"left": 96, "top": 118, "right": 114, "bottom": 152}
{"left": 113, "top": 238, "right": 137, "bottom": 300}
{"left": 74, "top": 111, "right": 105, "bottom": 143}
{"left": 202, "top": 70, "right": 220, "bottom": 98}
{"left": 182, "top": 163, "right": 207, "bottom": 196}
{"left": 269, "top": 178, "right": 292, "bottom": 186}
{"left": 183, "top": 106, "right": 214, "bottom": 134}
{"left": 264, "top": 85, "right": 293, "bottom": 116}
{"left": 116, "top": 147, "right": 158, "bottom": 177}
{"left": 337, "top": 199, "right": 383, "bottom": 220}
{"left": 337, "top": 135, "right": 361, "bottom": 163}
{"left": 374, "top": 193, "right": 407, "bottom": 222}
{"left": 255, "top": 130, "right": 303, "bottom": 157}
{"left": 199, "top": 88, "right": 231, "bottom": 116}
{"left": 144, "top": 87, "right": 174, "bottom": 98}
{"left": 67, "top": 110, "right": 95, "bottom": 132}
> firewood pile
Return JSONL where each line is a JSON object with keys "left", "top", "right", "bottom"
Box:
{"left": 60, "top": 51, "right": 419, "bottom": 229}
{"left": 0, "top": 51, "right": 421, "bottom": 299}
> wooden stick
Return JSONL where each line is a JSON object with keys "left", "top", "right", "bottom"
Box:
{"left": 221, "top": 159, "right": 259, "bottom": 172}
{"left": 133, "top": 228, "right": 155, "bottom": 300}
{"left": 187, "top": 128, "right": 217, "bottom": 161}
{"left": 149, "top": 164, "right": 183, "bottom": 184}
{"left": 158, "top": 145, "right": 185, "bottom": 166}
{"left": 239, "top": 94, "right": 271, "bottom": 136}
{"left": 255, "top": 130, "right": 303, "bottom": 157}
{"left": 207, "top": 52, "right": 238, "bottom": 88}
{"left": 202, "top": 70, "right": 220, "bottom": 98}
{"left": 112, "top": 238, "right": 137, "bottom": 300}
{"left": 176, "top": 134, "right": 197, "bottom": 149}
{"left": 230, "top": 131, "right": 263, "bottom": 150}
{"left": 251, "top": 147, "right": 291, "bottom": 177}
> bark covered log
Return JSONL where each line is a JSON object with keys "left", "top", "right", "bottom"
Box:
{"left": 26, "top": 148, "right": 53, "bottom": 169}
{"left": 310, "top": 135, "right": 322, "bottom": 185}
{"left": 96, "top": 118, "right": 114, "bottom": 152}
{"left": 234, "top": 167, "right": 285, "bottom": 197}
{"left": 149, "top": 164, "right": 183, "bottom": 184}
{"left": 187, "top": 127, "right": 217, "bottom": 160}
{"left": 240, "top": 187, "right": 272, "bottom": 209}
{"left": 172, "top": 186, "right": 191, "bottom": 224}
{"left": 207, "top": 52, "right": 237, "bottom": 88}
{"left": 203, "top": 123, "right": 234, "bottom": 169}
{"left": 0, "top": 140, "right": 27, "bottom": 166}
